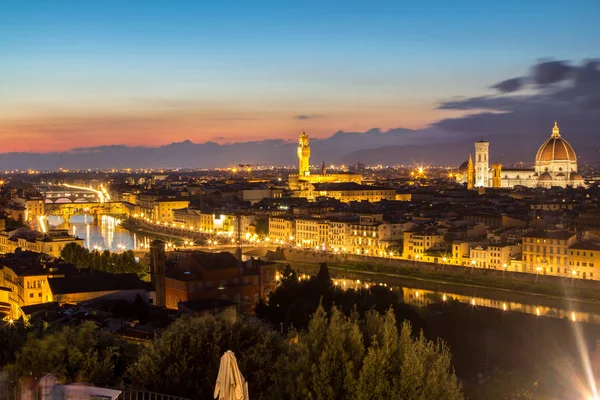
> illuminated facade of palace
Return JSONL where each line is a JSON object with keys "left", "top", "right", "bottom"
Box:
{"left": 457, "top": 122, "right": 585, "bottom": 189}
{"left": 288, "top": 131, "right": 362, "bottom": 190}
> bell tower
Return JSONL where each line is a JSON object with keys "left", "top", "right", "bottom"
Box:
{"left": 475, "top": 140, "right": 489, "bottom": 187}
{"left": 298, "top": 131, "right": 311, "bottom": 177}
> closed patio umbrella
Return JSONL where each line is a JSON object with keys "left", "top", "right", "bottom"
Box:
{"left": 214, "top": 350, "right": 249, "bottom": 400}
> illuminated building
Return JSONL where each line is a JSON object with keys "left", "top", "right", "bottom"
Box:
{"left": 474, "top": 140, "right": 489, "bottom": 188}
{"left": 466, "top": 154, "right": 474, "bottom": 190}
{"left": 403, "top": 231, "right": 446, "bottom": 260}
{"left": 25, "top": 198, "right": 45, "bottom": 222}
{"left": 288, "top": 131, "right": 362, "bottom": 190}
{"left": 457, "top": 122, "right": 585, "bottom": 188}
{"left": 569, "top": 241, "right": 600, "bottom": 281}
{"left": 301, "top": 182, "right": 396, "bottom": 203}
{"left": 268, "top": 217, "right": 295, "bottom": 243}
{"left": 0, "top": 230, "right": 84, "bottom": 258}
{"left": 522, "top": 230, "right": 576, "bottom": 276}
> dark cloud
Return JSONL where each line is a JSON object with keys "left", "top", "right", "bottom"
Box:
{"left": 293, "top": 114, "right": 323, "bottom": 120}
{"left": 490, "top": 77, "right": 523, "bottom": 93}
{"left": 531, "top": 60, "right": 573, "bottom": 85}
{"left": 432, "top": 57, "right": 600, "bottom": 163}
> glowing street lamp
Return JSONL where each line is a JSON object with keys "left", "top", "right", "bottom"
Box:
{"left": 471, "top": 259, "right": 476, "bottom": 273}
{"left": 535, "top": 266, "right": 542, "bottom": 282}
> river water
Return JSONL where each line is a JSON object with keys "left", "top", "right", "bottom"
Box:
{"left": 332, "top": 276, "right": 600, "bottom": 325}
{"left": 46, "top": 215, "right": 146, "bottom": 252}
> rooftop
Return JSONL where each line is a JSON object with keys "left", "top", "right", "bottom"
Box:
{"left": 522, "top": 230, "right": 575, "bottom": 240}
{"left": 48, "top": 271, "right": 147, "bottom": 295}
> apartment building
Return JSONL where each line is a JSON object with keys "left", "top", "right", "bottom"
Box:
{"left": 268, "top": 217, "right": 296, "bottom": 243}
{"left": 521, "top": 230, "right": 576, "bottom": 276}
{"left": 403, "top": 231, "right": 446, "bottom": 259}
{"left": 569, "top": 241, "right": 600, "bottom": 280}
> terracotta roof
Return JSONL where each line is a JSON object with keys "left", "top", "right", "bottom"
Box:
{"left": 536, "top": 137, "right": 576, "bottom": 162}
{"left": 48, "top": 271, "right": 147, "bottom": 295}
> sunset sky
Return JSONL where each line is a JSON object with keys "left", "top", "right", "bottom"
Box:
{"left": 1, "top": 0, "right": 599, "bottom": 152}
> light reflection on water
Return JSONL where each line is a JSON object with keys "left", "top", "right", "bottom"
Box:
{"left": 47, "top": 215, "right": 147, "bottom": 252}
{"left": 333, "top": 278, "right": 600, "bottom": 325}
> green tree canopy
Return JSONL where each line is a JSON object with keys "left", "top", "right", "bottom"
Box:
{"left": 274, "top": 305, "right": 463, "bottom": 400}
{"left": 60, "top": 242, "right": 145, "bottom": 275}
{"left": 9, "top": 321, "right": 137, "bottom": 387}
{"left": 127, "top": 316, "right": 284, "bottom": 400}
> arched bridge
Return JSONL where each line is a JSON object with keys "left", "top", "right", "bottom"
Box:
{"left": 45, "top": 201, "right": 127, "bottom": 221}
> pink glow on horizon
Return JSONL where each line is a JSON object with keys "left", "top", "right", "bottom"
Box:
{"left": 0, "top": 104, "right": 467, "bottom": 152}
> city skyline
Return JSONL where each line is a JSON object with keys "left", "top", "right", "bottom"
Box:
{"left": 1, "top": 1, "right": 600, "bottom": 154}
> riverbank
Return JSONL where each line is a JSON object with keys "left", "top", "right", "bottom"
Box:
{"left": 121, "top": 220, "right": 204, "bottom": 244}
{"left": 276, "top": 257, "right": 600, "bottom": 306}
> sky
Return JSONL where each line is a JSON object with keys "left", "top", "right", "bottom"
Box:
{"left": 1, "top": 0, "right": 599, "bottom": 152}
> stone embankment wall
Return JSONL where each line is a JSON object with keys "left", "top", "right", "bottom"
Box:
{"left": 267, "top": 247, "right": 600, "bottom": 290}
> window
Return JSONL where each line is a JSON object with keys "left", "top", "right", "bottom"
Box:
{"left": 29, "top": 293, "right": 33, "bottom": 298}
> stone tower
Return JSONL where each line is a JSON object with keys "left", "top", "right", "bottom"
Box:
{"left": 150, "top": 240, "right": 166, "bottom": 307}
{"left": 297, "top": 131, "right": 311, "bottom": 177}
{"left": 475, "top": 140, "right": 489, "bottom": 187}
{"left": 467, "top": 154, "right": 475, "bottom": 190}
{"left": 492, "top": 163, "right": 502, "bottom": 188}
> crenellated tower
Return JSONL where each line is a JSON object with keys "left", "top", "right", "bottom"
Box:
{"left": 298, "top": 131, "right": 311, "bottom": 176}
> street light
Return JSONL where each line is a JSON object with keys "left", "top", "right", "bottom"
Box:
{"left": 502, "top": 263, "right": 508, "bottom": 279}
{"left": 535, "top": 266, "right": 542, "bottom": 282}
{"left": 471, "top": 259, "right": 476, "bottom": 273}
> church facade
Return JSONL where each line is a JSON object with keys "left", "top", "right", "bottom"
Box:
{"left": 457, "top": 122, "right": 585, "bottom": 189}
{"left": 288, "top": 131, "right": 362, "bottom": 190}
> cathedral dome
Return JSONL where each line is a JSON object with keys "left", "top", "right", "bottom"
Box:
{"left": 535, "top": 122, "right": 576, "bottom": 163}
{"left": 457, "top": 160, "right": 469, "bottom": 173}
{"left": 539, "top": 172, "right": 553, "bottom": 181}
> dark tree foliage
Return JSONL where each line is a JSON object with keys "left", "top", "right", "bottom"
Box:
{"left": 127, "top": 316, "right": 284, "bottom": 400}
{"left": 255, "top": 263, "right": 423, "bottom": 333}
{"left": 61, "top": 242, "right": 145, "bottom": 275}
{"left": 254, "top": 217, "right": 269, "bottom": 237}
{"left": 9, "top": 321, "right": 138, "bottom": 387}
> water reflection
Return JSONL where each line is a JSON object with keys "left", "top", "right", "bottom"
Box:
{"left": 332, "top": 278, "right": 600, "bottom": 325}
{"left": 47, "top": 215, "right": 143, "bottom": 251}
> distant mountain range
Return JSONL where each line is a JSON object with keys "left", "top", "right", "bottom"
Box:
{"left": 1, "top": 127, "right": 598, "bottom": 171}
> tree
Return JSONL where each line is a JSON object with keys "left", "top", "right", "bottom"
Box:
{"left": 256, "top": 264, "right": 422, "bottom": 333}
{"left": 60, "top": 243, "right": 145, "bottom": 275}
{"left": 274, "top": 305, "right": 464, "bottom": 400}
{"left": 9, "top": 321, "right": 137, "bottom": 387}
{"left": 127, "top": 316, "right": 283, "bottom": 400}
{"left": 0, "top": 323, "right": 27, "bottom": 367}
{"left": 254, "top": 217, "right": 269, "bottom": 237}
{"left": 273, "top": 306, "right": 365, "bottom": 400}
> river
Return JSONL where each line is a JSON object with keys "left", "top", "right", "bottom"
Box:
{"left": 330, "top": 274, "right": 600, "bottom": 325}
{"left": 46, "top": 215, "right": 148, "bottom": 252}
